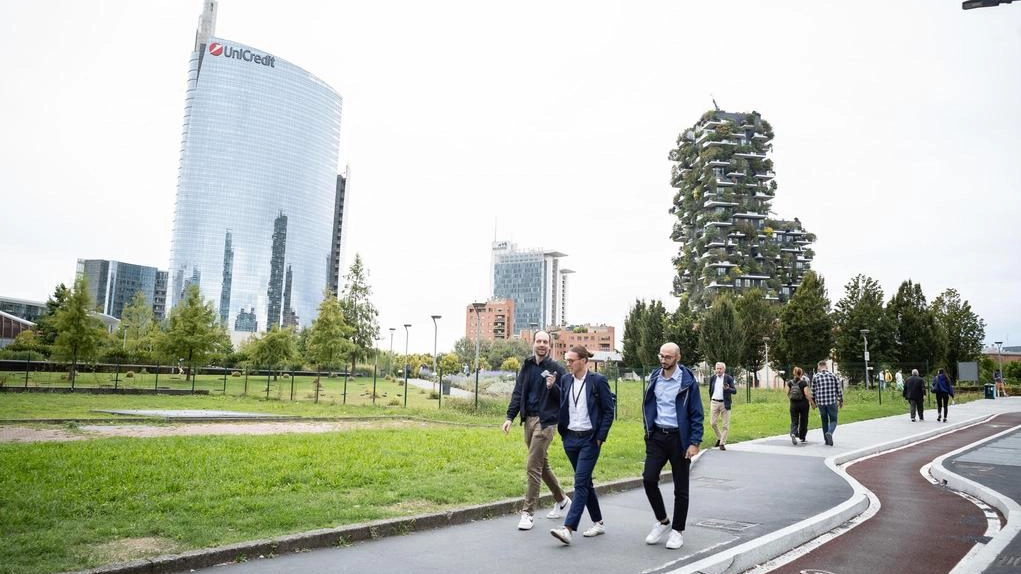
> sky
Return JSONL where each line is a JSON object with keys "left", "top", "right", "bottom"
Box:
{"left": 1, "top": 0, "right": 1018, "bottom": 355}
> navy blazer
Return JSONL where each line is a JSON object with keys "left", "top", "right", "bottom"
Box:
{"left": 556, "top": 371, "right": 615, "bottom": 443}
{"left": 708, "top": 374, "right": 737, "bottom": 410}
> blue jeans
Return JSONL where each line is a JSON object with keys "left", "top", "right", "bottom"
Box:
{"left": 561, "top": 432, "right": 602, "bottom": 531}
{"left": 819, "top": 403, "right": 839, "bottom": 435}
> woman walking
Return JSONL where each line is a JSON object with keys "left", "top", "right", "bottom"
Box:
{"left": 787, "top": 367, "right": 813, "bottom": 445}
{"left": 932, "top": 368, "right": 955, "bottom": 422}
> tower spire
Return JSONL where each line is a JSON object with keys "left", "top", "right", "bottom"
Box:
{"left": 194, "top": 0, "right": 218, "bottom": 51}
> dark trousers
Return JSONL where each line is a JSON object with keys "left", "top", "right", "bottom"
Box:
{"left": 562, "top": 432, "right": 602, "bottom": 530}
{"left": 642, "top": 430, "right": 690, "bottom": 531}
{"left": 789, "top": 399, "right": 809, "bottom": 440}
{"left": 909, "top": 399, "right": 924, "bottom": 420}
{"left": 936, "top": 392, "right": 950, "bottom": 418}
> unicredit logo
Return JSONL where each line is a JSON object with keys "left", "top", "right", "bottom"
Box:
{"left": 207, "top": 42, "right": 275, "bottom": 68}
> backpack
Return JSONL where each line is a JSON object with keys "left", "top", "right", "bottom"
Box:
{"left": 787, "top": 379, "right": 804, "bottom": 401}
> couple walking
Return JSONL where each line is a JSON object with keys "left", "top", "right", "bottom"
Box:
{"left": 503, "top": 336, "right": 703, "bottom": 549}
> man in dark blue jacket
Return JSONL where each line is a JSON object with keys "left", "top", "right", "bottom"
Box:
{"left": 502, "top": 331, "right": 570, "bottom": 531}
{"left": 641, "top": 342, "right": 704, "bottom": 550}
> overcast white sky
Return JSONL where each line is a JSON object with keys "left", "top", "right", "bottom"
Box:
{"left": 1, "top": 1, "right": 1018, "bottom": 354}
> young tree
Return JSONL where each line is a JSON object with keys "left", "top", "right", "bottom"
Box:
{"left": 454, "top": 336, "right": 491, "bottom": 368}
{"left": 248, "top": 325, "right": 299, "bottom": 379}
{"left": 305, "top": 291, "right": 355, "bottom": 380}
{"left": 622, "top": 299, "right": 647, "bottom": 368}
{"left": 931, "top": 288, "right": 986, "bottom": 380}
{"left": 734, "top": 288, "right": 778, "bottom": 372}
{"left": 698, "top": 296, "right": 745, "bottom": 371}
{"left": 774, "top": 271, "right": 834, "bottom": 374}
{"left": 664, "top": 302, "right": 702, "bottom": 368}
{"left": 487, "top": 338, "right": 530, "bottom": 370}
{"left": 638, "top": 300, "right": 668, "bottom": 368}
{"left": 340, "top": 254, "right": 380, "bottom": 375}
{"left": 34, "top": 283, "right": 71, "bottom": 349}
{"left": 160, "top": 284, "right": 222, "bottom": 381}
{"left": 439, "top": 352, "right": 461, "bottom": 377}
{"left": 118, "top": 290, "right": 160, "bottom": 363}
{"left": 501, "top": 356, "right": 522, "bottom": 372}
{"left": 886, "top": 280, "right": 945, "bottom": 371}
{"left": 832, "top": 274, "right": 893, "bottom": 383}
{"left": 51, "top": 276, "right": 105, "bottom": 386}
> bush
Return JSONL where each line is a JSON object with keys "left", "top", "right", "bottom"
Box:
{"left": 232, "top": 371, "right": 241, "bottom": 377}
{"left": 388, "top": 398, "right": 401, "bottom": 406}
{"left": 282, "top": 373, "right": 290, "bottom": 379}
{"left": 125, "top": 371, "right": 135, "bottom": 378}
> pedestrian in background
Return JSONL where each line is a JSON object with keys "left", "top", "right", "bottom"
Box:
{"left": 549, "top": 345, "right": 614, "bottom": 546}
{"left": 641, "top": 342, "right": 704, "bottom": 550}
{"left": 707, "top": 362, "right": 737, "bottom": 451}
{"left": 810, "top": 360, "right": 843, "bottom": 446}
{"left": 786, "top": 366, "right": 812, "bottom": 445}
{"left": 932, "top": 368, "right": 954, "bottom": 422}
{"left": 502, "top": 331, "right": 571, "bottom": 531}
{"left": 903, "top": 368, "right": 926, "bottom": 422}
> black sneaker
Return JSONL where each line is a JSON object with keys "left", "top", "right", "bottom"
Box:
{"left": 790, "top": 433, "right": 798, "bottom": 445}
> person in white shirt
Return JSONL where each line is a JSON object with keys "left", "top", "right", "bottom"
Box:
{"left": 707, "top": 362, "right": 737, "bottom": 450}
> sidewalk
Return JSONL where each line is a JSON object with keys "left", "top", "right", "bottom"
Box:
{"left": 403, "top": 376, "right": 476, "bottom": 400}
{"left": 84, "top": 397, "right": 1021, "bottom": 574}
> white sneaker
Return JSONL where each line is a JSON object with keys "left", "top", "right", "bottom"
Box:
{"left": 582, "top": 521, "right": 605, "bottom": 537}
{"left": 517, "top": 512, "right": 534, "bottom": 530}
{"left": 546, "top": 497, "right": 571, "bottom": 519}
{"left": 645, "top": 521, "right": 671, "bottom": 544}
{"left": 550, "top": 526, "right": 572, "bottom": 545}
{"left": 666, "top": 530, "right": 684, "bottom": 549}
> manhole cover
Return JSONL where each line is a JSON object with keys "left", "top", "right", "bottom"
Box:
{"left": 692, "top": 476, "right": 733, "bottom": 490}
{"left": 694, "top": 518, "right": 757, "bottom": 532}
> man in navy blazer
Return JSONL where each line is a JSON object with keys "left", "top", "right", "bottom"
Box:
{"left": 549, "top": 345, "right": 615, "bottom": 545}
{"left": 707, "top": 362, "right": 737, "bottom": 450}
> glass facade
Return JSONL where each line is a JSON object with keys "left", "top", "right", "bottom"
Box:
{"left": 491, "top": 241, "right": 567, "bottom": 331}
{"left": 169, "top": 37, "right": 342, "bottom": 338}
{"left": 76, "top": 259, "right": 160, "bottom": 319}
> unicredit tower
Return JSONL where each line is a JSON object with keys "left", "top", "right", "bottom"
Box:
{"left": 169, "top": 1, "right": 343, "bottom": 339}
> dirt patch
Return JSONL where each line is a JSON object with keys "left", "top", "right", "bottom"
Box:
{"left": 87, "top": 536, "right": 180, "bottom": 564}
{"left": 0, "top": 419, "right": 434, "bottom": 443}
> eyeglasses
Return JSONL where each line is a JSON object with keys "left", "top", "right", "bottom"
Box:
{"left": 658, "top": 354, "right": 677, "bottom": 360}
{"left": 566, "top": 357, "right": 586, "bottom": 364}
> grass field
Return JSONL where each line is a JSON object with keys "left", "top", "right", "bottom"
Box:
{"left": 0, "top": 384, "right": 979, "bottom": 574}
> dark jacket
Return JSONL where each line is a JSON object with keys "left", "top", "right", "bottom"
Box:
{"left": 556, "top": 371, "right": 615, "bottom": 443}
{"left": 932, "top": 373, "right": 955, "bottom": 396}
{"left": 708, "top": 373, "right": 737, "bottom": 410}
{"left": 642, "top": 366, "right": 705, "bottom": 450}
{"left": 505, "top": 355, "right": 567, "bottom": 428}
{"left": 903, "top": 375, "right": 926, "bottom": 401}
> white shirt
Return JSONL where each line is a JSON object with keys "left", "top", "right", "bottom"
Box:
{"left": 567, "top": 375, "right": 593, "bottom": 431}
{"left": 711, "top": 375, "right": 726, "bottom": 401}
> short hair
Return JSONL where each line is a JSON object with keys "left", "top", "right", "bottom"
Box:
{"left": 715, "top": 362, "right": 726, "bottom": 369}
{"left": 911, "top": 369, "right": 919, "bottom": 375}
{"left": 817, "top": 360, "right": 829, "bottom": 369}
{"left": 568, "top": 345, "right": 591, "bottom": 359}
{"left": 533, "top": 330, "right": 551, "bottom": 343}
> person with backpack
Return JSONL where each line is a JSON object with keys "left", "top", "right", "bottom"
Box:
{"left": 932, "top": 368, "right": 954, "bottom": 422}
{"left": 786, "top": 366, "right": 813, "bottom": 445}
{"left": 549, "top": 345, "right": 615, "bottom": 546}
{"left": 640, "top": 342, "right": 704, "bottom": 550}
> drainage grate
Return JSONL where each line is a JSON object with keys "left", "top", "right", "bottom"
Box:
{"left": 994, "top": 555, "right": 1021, "bottom": 567}
{"left": 694, "top": 518, "right": 757, "bottom": 532}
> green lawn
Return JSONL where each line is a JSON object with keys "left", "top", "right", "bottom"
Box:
{"left": 0, "top": 384, "right": 979, "bottom": 574}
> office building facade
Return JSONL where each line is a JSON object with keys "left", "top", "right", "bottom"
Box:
{"left": 75, "top": 259, "right": 166, "bottom": 320}
{"left": 169, "top": 1, "right": 343, "bottom": 338}
{"left": 491, "top": 240, "right": 569, "bottom": 331}
{"left": 669, "top": 109, "right": 816, "bottom": 307}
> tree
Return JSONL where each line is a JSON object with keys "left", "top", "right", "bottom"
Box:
{"left": 487, "top": 338, "right": 530, "bottom": 371}
{"left": 34, "top": 283, "right": 71, "bottom": 349}
{"left": 886, "top": 280, "right": 945, "bottom": 372}
{"left": 118, "top": 291, "right": 160, "bottom": 363}
{"left": 832, "top": 274, "right": 893, "bottom": 384}
{"left": 931, "top": 288, "right": 986, "bottom": 380}
{"left": 664, "top": 302, "right": 702, "bottom": 368}
{"left": 501, "top": 356, "right": 522, "bottom": 372}
{"left": 439, "top": 352, "right": 461, "bottom": 377}
{"left": 454, "top": 336, "right": 491, "bottom": 369}
{"left": 774, "top": 271, "right": 833, "bottom": 374}
{"left": 248, "top": 325, "right": 299, "bottom": 378}
{"left": 638, "top": 300, "right": 668, "bottom": 368}
{"left": 339, "top": 254, "right": 380, "bottom": 374}
{"left": 305, "top": 291, "right": 355, "bottom": 379}
{"left": 734, "top": 288, "right": 778, "bottom": 371}
{"left": 622, "top": 299, "right": 647, "bottom": 368}
{"left": 160, "top": 284, "right": 222, "bottom": 381}
{"left": 51, "top": 276, "right": 105, "bottom": 385}
{"left": 698, "top": 296, "right": 744, "bottom": 371}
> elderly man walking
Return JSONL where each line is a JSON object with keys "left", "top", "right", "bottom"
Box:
{"left": 810, "top": 360, "right": 843, "bottom": 446}
{"left": 903, "top": 369, "right": 926, "bottom": 422}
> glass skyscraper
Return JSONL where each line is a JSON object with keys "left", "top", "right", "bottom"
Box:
{"left": 169, "top": 1, "right": 343, "bottom": 339}
{"left": 491, "top": 240, "right": 569, "bottom": 331}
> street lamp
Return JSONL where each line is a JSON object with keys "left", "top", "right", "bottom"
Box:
{"left": 861, "top": 329, "right": 876, "bottom": 402}
{"left": 994, "top": 341, "right": 1004, "bottom": 394}
{"left": 388, "top": 327, "right": 396, "bottom": 377}
{"left": 372, "top": 336, "right": 382, "bottom": 406}
{"left": 762, "top": 336, "right": 770, "bottom": 390}
{"left": 472, "top": 302, "right": 486, "bottom": 410}
{"left": 431, "top": 315, "right": 442, "bottom": 392}
{"left": 403, "top": 324, "right": 411, "bottom": 407}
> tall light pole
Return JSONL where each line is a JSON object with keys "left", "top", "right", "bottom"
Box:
{"left": 861, "top": 328, "right": 872, "bottom": 399}
{"left": 472, "top": 302, "right": 486, "bottom": 410}
{"left": 372, "top": 337, "right": 381, "bottom": 406}
{"left": 431, "top": 315, "right": 442, "bottom": 392}
{"left": 388, "top": 327, "right": 396, "bottom": 377}
{"left": 762, "top": 336, "right": 770, "bottom": 390}
{"left": 403, "top": 324, "right": 411, "bottom": 407}
{"left": 994, "top": 341, "right": 1004, "bottom": 395}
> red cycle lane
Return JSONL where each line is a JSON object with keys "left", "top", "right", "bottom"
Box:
{"left": 769, "top": 412, "right": 1021, "bottom": 574}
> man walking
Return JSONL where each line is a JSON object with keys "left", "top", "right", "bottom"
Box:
{"left": 903, "top": 369, "right": 926, "bottom": 422}
{"left": 810, "top": 360, "right": 842, "bottom": 446}
{"left": 707, "top": 362, "right": 736, "bottom": 450}
{"left": 502, "top": 331, "right": 571, "bottom": 530}
{"left": 641, "top": 342, "right": 704, "bottom": 550}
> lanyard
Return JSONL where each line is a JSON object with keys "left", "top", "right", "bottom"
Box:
{"left": 572, "top": 378, "right": 586, "bottom": 407}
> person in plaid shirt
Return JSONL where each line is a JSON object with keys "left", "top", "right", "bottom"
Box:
{"left": 809, "top": 359, "right": 843, "bottom": 446}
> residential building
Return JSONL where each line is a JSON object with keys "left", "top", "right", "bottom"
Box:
{"left": 169, "top": 1, "right": 343, "bottom": 339}
{"left": 522, "top": 324, "right": 616, "bottom": 361}
{"left": 491, "top": 240, "right": 569, "bottom": 330}
{"left": 464, "top": 298, "right": 515, "bottom": 343}
{"left": 668, "top": 109, "right": 816, "bottom": 307}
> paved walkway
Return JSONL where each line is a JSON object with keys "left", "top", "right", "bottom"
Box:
{"left": 404, "top": 376, "right": 478, "bottom": 400}
{"left": 120, "top": 397, "right": 1021, "bottom": 574}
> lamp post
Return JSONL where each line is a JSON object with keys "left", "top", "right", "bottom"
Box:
{"left": 372, "top": 337, "right": 381, "bottom": 406}
{"left": 861, "top": 329, "right": 876, "bottom": 403}
{"left": 431, "top": 315, "right": 441, "bottom": 392}
{"left": 472, "top": 302, "right": 486, "bottom": 410}
{"left": 762, "top": 336, "right": 770, "bottom": 390}
{"left": 995, "top": 341, "right": 1004, "bottom": 395}
{"left": 388, "top": 327, "right": 396, "bottom": 377}
{"left": 403, "top": 324, "right": 411, "bottom": 407}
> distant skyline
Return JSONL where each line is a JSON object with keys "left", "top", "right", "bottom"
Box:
{"left": 1, "top": 1, "right": 1018, "bottom": 354}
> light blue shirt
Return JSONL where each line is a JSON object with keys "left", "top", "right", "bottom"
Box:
{"left": 654, "top": 368, "right": 682, "bottom": 428}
